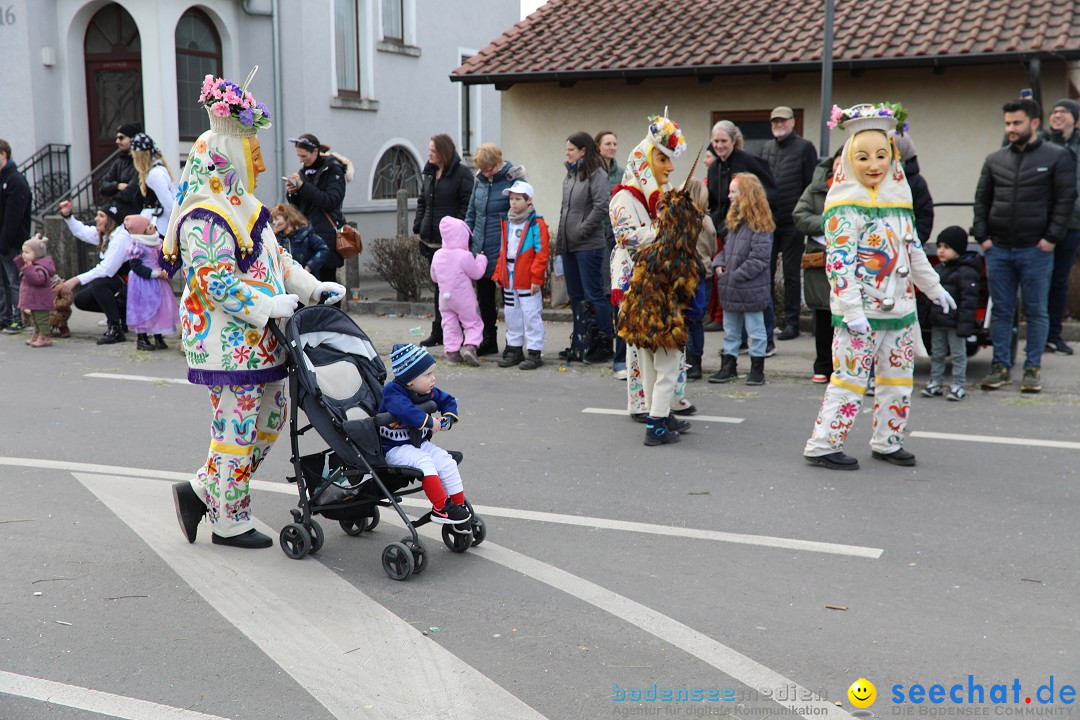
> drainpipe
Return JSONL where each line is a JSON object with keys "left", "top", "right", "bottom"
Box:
{"left": 819, "top": 0, "right": 834, "bottom": 158}
{"left": 242, "top": 0, "right": 285, "bottom": 203}
{"left": 1028, "top": 58, "right": 1043, "bottom": 121}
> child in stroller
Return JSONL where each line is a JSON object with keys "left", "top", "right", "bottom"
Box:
{"left": 380, "top": 343, "right": 472, "bottom": 525}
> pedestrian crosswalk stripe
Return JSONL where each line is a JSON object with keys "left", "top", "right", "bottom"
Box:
{"left": 581, "top": 407, "right": 745, "bottom": 424}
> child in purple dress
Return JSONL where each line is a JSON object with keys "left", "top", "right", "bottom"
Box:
{"left": 124, "top": 215, "right": 177, "bottom": 351}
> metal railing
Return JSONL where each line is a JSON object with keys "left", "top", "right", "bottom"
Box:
{"left": 34, "top": 149, "right": 122, "bottom": 231}
{"left": 18, "top": 144, "right": 70, "bottom": 221}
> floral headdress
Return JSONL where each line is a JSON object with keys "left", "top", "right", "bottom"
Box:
{"left": 198, "top": 67, "right": 272, "bottom": 136}
{"left": 827, "top": 102, "right": 910, "bottom": 135}
{"left": 647, "top": 109, "right": 687, "bottom": 158}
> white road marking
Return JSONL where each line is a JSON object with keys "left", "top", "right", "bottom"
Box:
{"left": 387, "top": 516, "right": 854, "bottom": 720}
{"left": 72, "top": 472, "right": 550, "bottom": 720}
{"left": 911, "top": 430, "right": 1080, "bottom": 451}
{"left": 0, "top": 457, "right": 881, "bottom": 559}
{"left": 85, "top": 372, "right": 193, "bottom": 385}
{"left": 0, "top": 669, "right": 230, "bottom": 720}
{"left": 582, "top": 407, "right": 745, "bottom": 424}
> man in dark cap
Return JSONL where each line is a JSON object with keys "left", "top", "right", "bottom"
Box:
{"left": 98, "top": 121, "right": 143, "bottom": 217}
{"left": 1044, "top": 98, "right": 1080, "bottom": 354}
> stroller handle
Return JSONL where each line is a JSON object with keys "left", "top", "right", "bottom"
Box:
{"left": 265, "top": 292, "right": 335, "bottom": 346}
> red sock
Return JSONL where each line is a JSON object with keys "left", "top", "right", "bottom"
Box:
{"left": 422, "top": 475, "right": 447, "bottom": 510}
{"left": 450, "top": 492, "right": 465, "bottom": 506}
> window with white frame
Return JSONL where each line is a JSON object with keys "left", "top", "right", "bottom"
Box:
{"left": 372, "top": 146, "right": 421, "bottom": 199}
{"left": 381, "top": 0, "right": 402, "bottom": 41}
{"left": 334, "top": 0, "right": 361, "bottom": 96}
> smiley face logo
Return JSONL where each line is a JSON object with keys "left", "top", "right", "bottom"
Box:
{"left": 848, "top": 678, "right": 876, "bottom": 708}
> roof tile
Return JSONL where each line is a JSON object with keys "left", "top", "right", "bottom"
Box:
{"left": 454, "top": 0, "right": 1080, "bottom": 81}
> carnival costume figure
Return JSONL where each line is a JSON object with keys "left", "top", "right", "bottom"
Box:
{"left": 803, "top": 103, "right": 954, "bottom": 471}
{"left": 169, "top": 70, "right": 345, "bottom": 548}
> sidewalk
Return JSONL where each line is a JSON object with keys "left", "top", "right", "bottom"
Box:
{"left": 344, "top": 276, "right": 1080, "bottom": 396}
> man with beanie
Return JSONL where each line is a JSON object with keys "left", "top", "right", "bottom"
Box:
{"left": 759, "top": 106, "right": 818, "bottom": 340}
{"left": 98, "top": 121, "right": 143, "bottom": 217}
{"left": 0, "top": 138, "right": 31, "bottom": 333}
{"left": 1043, "top": 98, "right": 1080, "bottom": 354}
{"left": 379, "top": 343, "right": 472, "bottom": 525}
{"left": 921, "top": 227, "right": 981, "bottom": 401}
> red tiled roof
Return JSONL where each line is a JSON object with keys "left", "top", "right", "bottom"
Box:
{"left": 452, "top": 0, "right": 1080, "bottom": 84}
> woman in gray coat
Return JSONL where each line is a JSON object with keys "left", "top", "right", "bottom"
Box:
{"left": 557, "top": 131, "right": 613, "bottom": 363}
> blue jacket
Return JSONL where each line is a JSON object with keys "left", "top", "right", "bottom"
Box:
{"left": 277, "top": 224, "right": 330, "bottom": 272}
{"left": 465, "top": 161, "right": 526, "bottom": 278}
{"left": 378, "top": 382, "right": 459, "bottom": 450}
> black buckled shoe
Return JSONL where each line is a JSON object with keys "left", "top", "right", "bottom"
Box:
{"left": 667, "top": 414, "right": 691, "bottom": 433}
{"left": 172, "top": 482, "right": 206, "bottom": 543}
{"left": 804, "top": 452, "right": 860, "bottom": 470}
{"left": 871, "top": 448, "right": 916, "bottom": 466}
{"left": 212, "top": 528, "right": 273, "bottom": 549}
{"left": 671, "top": 403, "right": 697, "bottom": 416}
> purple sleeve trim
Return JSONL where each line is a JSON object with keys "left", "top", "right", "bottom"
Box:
{"left": 188, "top": 365, "right": 287, "bottom": 386}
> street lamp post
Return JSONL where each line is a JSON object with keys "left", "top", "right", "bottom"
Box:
{"left": 819, "top": 0, "right": 834, "bottom": 158}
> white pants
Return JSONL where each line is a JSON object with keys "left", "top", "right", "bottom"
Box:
{"left": 189, "top": 381, "right": 287, "bottom": 538}
{"left": 503, "top": 287, "right": 545, "bottom": 351}
{"left": 634, "top": 347, "right": 681, "bottom": 419}
{"left": 804, "top": 324, "right": 915, "bottom": 456}
{"left": 626, "top": 345, "right": 688, "bottom": 414}
{"left": 384, "top": 441, "right": 463, "bottom": 496}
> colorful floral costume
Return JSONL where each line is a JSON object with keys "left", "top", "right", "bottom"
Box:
{"left": 804, "top": 106, "right": 943, "bottom": 458}
{"left": 163, "top": 76, "right": 320, "bottom": 537}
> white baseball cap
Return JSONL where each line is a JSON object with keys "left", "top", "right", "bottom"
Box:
{"left": 501, "top": 180, "right": 535, "bottom": 198}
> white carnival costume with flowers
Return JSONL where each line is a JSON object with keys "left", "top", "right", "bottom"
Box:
{"left": 609, "top": 114, "right": 692, "bottom": 415}
{"left": 804, "top": 104, "right": 945, "bottom": 458}
{"left": 163, "top": 73, "right": 327, "bottom": 537}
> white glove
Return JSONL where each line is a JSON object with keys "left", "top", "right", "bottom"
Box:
{"left": 269, "top": 293, "right": 299, "bottom": 319}
{"left": 314, "top": 281, "right": 346, "bottom": 305}
{"left": 935, "top": 289, "right": 957, "bottom": 314}
{"left": 847, "top": 317, "right": 872, "bottom": 335}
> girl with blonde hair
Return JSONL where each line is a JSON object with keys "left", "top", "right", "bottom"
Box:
{"left": 130, "top": 133, "right": 175, "bottom": 237}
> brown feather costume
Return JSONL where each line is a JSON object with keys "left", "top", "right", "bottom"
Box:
{"left": 617, "top": 189, "right": 703, "bottom": 351}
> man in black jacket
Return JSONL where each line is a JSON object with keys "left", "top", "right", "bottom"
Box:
{"left": 759, "top": 106, "right": 817, "bottom": 340}
{"left": 0, "top": 138, "right": 32, "bottom": 332}
{"left": 98, "top": 121, "right": 143, "bottom": 217}
{"left": 974, "top": 99, "right": 1078, "bottom": 393}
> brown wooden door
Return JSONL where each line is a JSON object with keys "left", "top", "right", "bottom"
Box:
{"left": 84, "top": 3, "right": 143, "bottom": 171}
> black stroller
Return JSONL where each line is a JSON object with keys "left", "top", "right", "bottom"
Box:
{"left": 266, "top": 303, "right": 486, "bottom": 580}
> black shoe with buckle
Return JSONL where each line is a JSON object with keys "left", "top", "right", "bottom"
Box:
{"left": 804, "top": 452, "right": 860, "bottom": 470}
{"left": 872, "top": 448, "right": 916, "bottom": 466}
{"left": 172, "top": 482, "right": 206, "bottom": 543}
{"left": 211, "top": 528, "right": 273, "bottom": 548}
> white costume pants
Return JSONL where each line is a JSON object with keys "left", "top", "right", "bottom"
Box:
{"left": 503, "top": 287, "right": 545, "bottom": 351}
{"left": 384, "top": 441, "right": 463, "bottom": 496}
{"left": 189, "top": 381, "right": 287, "bottom": 537}
{"left": 626, "top": 345, "right": 688, "bottom": 414}
{"left": 633, "top": 347, "right": 681, "bottom": 419}
{"left": 805, "top": 324, "right": 915, "bottom": 456}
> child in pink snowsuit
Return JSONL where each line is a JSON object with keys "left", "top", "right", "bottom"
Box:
{"left": 431, "top": 216, "right": 488, "bottom": 366}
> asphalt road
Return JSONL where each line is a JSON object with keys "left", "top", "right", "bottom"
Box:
{"left": 2, "top": 307, "right": 1077, "bottom": 720}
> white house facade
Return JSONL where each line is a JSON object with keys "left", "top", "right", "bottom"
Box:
{"left": 0, "top": 0, "right": 517, "bottom": 241}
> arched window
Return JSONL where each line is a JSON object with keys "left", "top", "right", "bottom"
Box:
{"left": 175, "top": 8, "right": 222, "bottom": 140}
{"left": 372, "top": 146, "right": 421, "bottom": 200}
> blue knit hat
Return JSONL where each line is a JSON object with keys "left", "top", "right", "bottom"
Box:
{"left": 390, "top": 343, "right": 435, "bottom": 385}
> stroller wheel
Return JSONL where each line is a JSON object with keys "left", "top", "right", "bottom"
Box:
{"left": 442, "top": 524, "right": 472, "bottom": 554}
{"left": 402, "top": 538, "right": 427, "bottom": 575}
{"left": 279, "top": 523, "right": 312, "bottom": 559}
{"left": 382, "top": 542, "right": 415, "bottom": 580}
{"left": 339, "top": 519, "right": 365, "bottom": 536}
{"left": 307, "top": 520, "right": 324, "bottom": 553}
{"left": 364, "top": 507, "right": 381, "bottom": 531}
{"left": 470, "top": 516, "right": 487, "bottom": 547}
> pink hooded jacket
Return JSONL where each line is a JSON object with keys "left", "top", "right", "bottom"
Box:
{"left": 430, "top": 217, "right": 487, "bottom": 297}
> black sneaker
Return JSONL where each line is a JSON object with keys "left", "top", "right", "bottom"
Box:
{"left": 980, "top": 363, "right": 1010, "bottom": 390}
{"left": 764, "top": 339, "right": 776, "bottom": 358}
{"left": 431, "top": 500, "right": 471, "bottom": 525}
{"left": 2, "top": 321, "right": 25, "bottom": 334}
{"left": 920, "top": 383, "right": 943, "bottom": 398}
{"left": 1020, "top": 366, "right": 1042, "bottom": 394}
{"left": 872, "top": 448, "right": 916, "bottom": 466}
{"left": 1046, "top": 338, "right": 1074, "bottom": 355}
{"left": 777, "top": 325, "right": 800, "bottom": 340}
{"left": 946, "top": 385, "right": 965, "bottom": 401}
